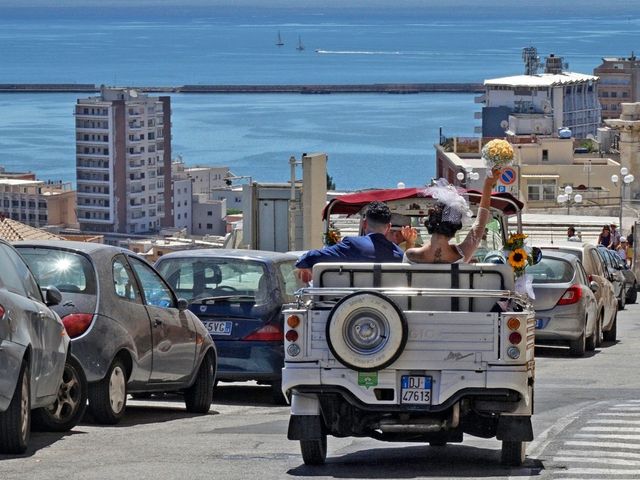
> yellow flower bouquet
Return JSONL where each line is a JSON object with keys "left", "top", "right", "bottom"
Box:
{"left": 324, "top": 224, "right": 342, "bottom": 246}
{"left": 482, "top": 139, "right": 514, "bottom": 172}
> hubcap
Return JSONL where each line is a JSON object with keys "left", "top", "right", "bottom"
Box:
{"left": 47, "top": 364, "right": 81, "bottom": 421}
{"left": 20, "top": 372, "right": 29, "bottom": 441}
{"left": 109, "top": 366, "right": 126, "bottom": 414}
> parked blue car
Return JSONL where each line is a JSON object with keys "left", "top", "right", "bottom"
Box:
{"left": 155, "top": 250, "right": 303, "bottom": 403}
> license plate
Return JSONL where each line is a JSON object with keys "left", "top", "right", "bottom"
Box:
{"left": 400, "top": 375, "right": 432, "bottom": 404}
{"left": 203, "top": 321, "right": 232, "bottom": 335}
{"left": 535, "top": 318, "right": 546, "bottom": 329}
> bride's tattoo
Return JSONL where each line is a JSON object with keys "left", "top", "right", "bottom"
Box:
{"left": 434, "top": 247, "right": 442, "bottom": 263}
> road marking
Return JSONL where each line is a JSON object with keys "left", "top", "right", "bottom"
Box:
{"left": 566, "top": 440, "right": 640, "bottom": 450}
{"left": 588, "top": 419, "right": 640, "bottom": 424}
{"left": 576, "top": 433, "right": 640, "bottom": 440}
{"left": 555, "top": 467, "right": 640, "bottom": 475}
{"left": 597, "top": 412, "right": 640, "bottom": 416}
{"left": 558, "top": 449, "right": 640, "bottom": 459}
{"left": 582, "top": 426, "right": 640, "bottom": 432}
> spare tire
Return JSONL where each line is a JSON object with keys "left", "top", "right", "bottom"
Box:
{"left": 326, "top": 292, "right": 408, "bottom": 371}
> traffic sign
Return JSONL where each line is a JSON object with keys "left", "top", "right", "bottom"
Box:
{"left": 497, "top": 185, "right": 506, "bottom": 193}
{"left": 500, "top": 167, "right": 516, "bottom": 185}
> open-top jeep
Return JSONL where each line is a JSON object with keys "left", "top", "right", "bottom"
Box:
{"left": 282, "top": 187, "right": 535, "bottom": 466}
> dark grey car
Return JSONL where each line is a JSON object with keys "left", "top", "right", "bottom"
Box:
{"left": 15, "top": 241, "right": 217, "bottom": 425}
{"left": 0, "top": 239, "right": 69, "bottom": 454}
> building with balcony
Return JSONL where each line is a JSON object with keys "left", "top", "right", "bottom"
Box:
{"left": 0, "top": 178, "right": 76, "bottom": 228}
{"left": 594, "top": 54, "right": 640, "bottom": 120}
{"left": 435, "top": 133, "right": 621, "bottom": 213}
{"left": 75, "top": 87, "right": 173, "bottom": 234}
{"left": 479, "top": 54, "right": 601, "bottom": 139}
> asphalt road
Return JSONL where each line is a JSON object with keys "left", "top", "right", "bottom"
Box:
{"left": 2, "top": 303, "right": 640, "bottom": 480}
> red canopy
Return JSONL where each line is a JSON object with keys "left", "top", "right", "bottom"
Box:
{"left": 322, "top": 187, "right": 523, "bottom": 219}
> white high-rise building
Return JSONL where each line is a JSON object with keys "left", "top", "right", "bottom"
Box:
{"left": 75, "top": 87, "right": 173, "bottom": 234}
{"left": 479, "top": 53, "right": 601, "bottom": 139}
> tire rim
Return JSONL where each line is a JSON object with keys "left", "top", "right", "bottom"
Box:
{"left": 20, "top": 372, "right": 29, "bottom": 441}
{"left": 47, "top": 363, "right": 81, "bottom": 421}
{"left": 109, "top": 366, "right": 126, "bottom": 414}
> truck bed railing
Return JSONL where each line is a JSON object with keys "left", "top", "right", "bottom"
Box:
{"left": 295, "top": 287, "right": 531, "bottom": 309}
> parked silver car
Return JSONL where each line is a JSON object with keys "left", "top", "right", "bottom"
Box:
{"left": 530, "top": 251, "right": 598, "bottom": 356}
{"left": 597, "top": 246, "right": 627, "bottom": 310}
{"left": 0, "top": 239, "right": 71, "bottom": 454}
{"left": 15, "top": 241, "right": 217, "bottom": 425}
{"left": 539, "top": 242, "right": 618, "bottom": 344}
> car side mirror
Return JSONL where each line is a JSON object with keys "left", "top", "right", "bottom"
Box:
{"left": 589, "top": 281, "right": 599, "bottom": 293}
{"left": 43, "top": 286, "right": 63, "bottom": 306}
{"left": 177, "top": 298, "right": 189, "bottom": 311}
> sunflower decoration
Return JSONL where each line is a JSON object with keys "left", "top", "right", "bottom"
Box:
{"left": 324, "top": 223, "right": 342, "bottom": 246}
{"left": 505, "top": 233, "right": 534, "bottom": 278}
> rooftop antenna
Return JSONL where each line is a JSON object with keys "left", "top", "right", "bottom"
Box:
{"left": 522, "top": 46, "right": 540, "bottom": 76}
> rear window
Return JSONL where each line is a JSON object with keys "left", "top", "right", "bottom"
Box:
{"left": 17, "top": 247, "right": 97, "bottom": 294}
{"left": 545, "top": 248, "right": 583, "bottom": 262}
{"left": 156, "top": 257, "right": 268, "bottom": 302}
{"left": 529, "top": 257, "right": 575, "bottom": 284}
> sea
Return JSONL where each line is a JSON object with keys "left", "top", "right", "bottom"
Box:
{"left": 1, "top": 1, "right": 639, "bottom": 190}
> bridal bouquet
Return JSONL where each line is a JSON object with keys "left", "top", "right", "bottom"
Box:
{"left": 482, "top": 139, "right": 514, "bottom": 173}
{"left": 505, "top": 233, "right": 532, "bottom": 278}
{"left": 324, "top": 223, "right": 342, "bottom": 246}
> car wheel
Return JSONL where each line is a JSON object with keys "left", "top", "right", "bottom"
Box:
{"left": 88, "top": 358, "right": 127, "bottom": 425}
{"left": 0, "top": 361, "right": 30, "bottom": 454}
{"left": 586, "top": 315, "right": 600, "bottom": 351}
{"left": 501, "top": 440, "right": 526, "bottom": 466}
{"left": 326, "top": 292, "right": 407, "bottom": 372}
{"left": 626, "top": 283, "right": 637, "bottom": 304}
{"left": 32, "top": 356, "right": 87, "bottom": 432}
{"left": 300, "top": 434, "right": 327, "bottom": 465}
{"left": 569, "top": 324, "right": 586, "bottom": 357}
{"left": 184, "top": 352, "right": 215, "bottom": 414}
{"left": 603, "top": 311, "right": 618, "bottom": 343}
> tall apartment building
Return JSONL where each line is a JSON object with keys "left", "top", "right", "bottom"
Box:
{"left": 480, "top": 53, "right": 601, "bottom": 139}
{"left": 594, "top": 54, "right": 640, "bottom": 120}
{"left": 75, "top": 87, "right": 173, "bottom": 234}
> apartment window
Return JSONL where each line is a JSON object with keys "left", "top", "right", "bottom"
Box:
{"left": 206, "top": 223, "right": 213, "bottom": 229}
{"left": 527, "top": 179, "right": 557, "bottom": 201}
{"left": 207, "top": 211, "right": 213, "bottom": 216}
{"left": 611, "top": 92, "right": 618, "bottom": 98}
{"left": 177, "top": 214, "right": 181, "bottom": 219}
{"left": 612, "top": 104, "right": 618, "bottom": 111}
{"left": 542, "top": 150, "right": 549, "bottom": 162}
{"left": 601, "top": 91, "right": 609, "bottom": 98}
{"left": 622, "top": 92, "right": 629, "bottom": 98}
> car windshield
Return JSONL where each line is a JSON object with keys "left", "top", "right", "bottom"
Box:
{"left": 17, "top": 247, "right": 97, "bottom": 294}
{"left": 528, "top": 257, "right": 574, "bottom": 284}
{"left": 157, "top": 257, "right": 269, "bottom": 303}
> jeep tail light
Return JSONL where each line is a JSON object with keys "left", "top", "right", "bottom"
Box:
{"left": 0, "top": 304, "right": 5, "bottom": 320}
{"left": 287, "top": 314, "right": 300, "bottom": 328}
{"left": 285, "top": 330, "right": 298, "bottom": 342}
{"left": 243, "top": 324, "right": 283, "bottom": 342}
{"left": 62, "top": 313, "right": 94, "bottom": 338}
{"left": 508, "top": 332, "right": 522, "bottom": 344}
{"left": 557, "top": 285, "right": 582, "bottom": 306}
{"left": 507, "top": 317, "right": 521, "bottom": 330}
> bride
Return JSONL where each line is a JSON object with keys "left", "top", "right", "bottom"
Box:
{"left": 404, "top": 168, "right": 500, "bottom": 264}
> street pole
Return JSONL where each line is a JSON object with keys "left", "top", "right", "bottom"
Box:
{"left": 288, "top": 155, "right": 298, "bottom": 252}
{"left": 620, "top": 182, "right": 624, "bottom": 232}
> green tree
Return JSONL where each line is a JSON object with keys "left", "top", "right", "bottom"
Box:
{"left": 327, "top": 172, "right": 336, "bottom": 191}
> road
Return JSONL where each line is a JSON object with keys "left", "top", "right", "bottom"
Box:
{"left": 2, "top": 303, "right": 640, "bottom": 480}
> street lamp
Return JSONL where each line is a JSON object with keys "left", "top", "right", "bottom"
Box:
{"left": 611, "top": 167, "right": 635, "bottom": 230}
{"left": 456, "top": 167, "right": 480, "bottom": 186}
{"left": 557, "top": 185, "right": 583, "bottom": 215}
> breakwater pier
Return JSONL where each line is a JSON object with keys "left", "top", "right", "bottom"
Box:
{"left": 0, "top": 83, "right": 484, "bottom": 94}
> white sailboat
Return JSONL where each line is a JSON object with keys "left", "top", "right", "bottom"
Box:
{"left": 276, "top": 31, "right": 284, "bottom": 46}
{"left": 296, "top": 35, "right": 305, "bottom": 51}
